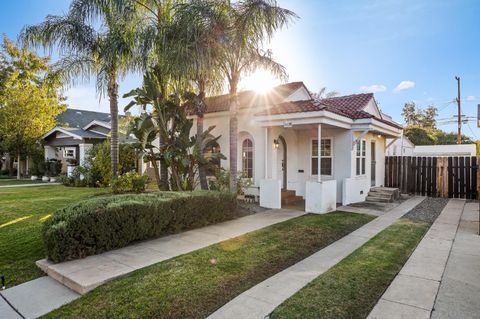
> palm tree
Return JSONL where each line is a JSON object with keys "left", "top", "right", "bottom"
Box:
{"left": 21, "top": 1, "right": 139, "bottom": 179}
{"left": 220, "top": 0, "right": 297, "bottom": 192}
{"left": 172, "top": 1, "right": 227, "bottom": 189}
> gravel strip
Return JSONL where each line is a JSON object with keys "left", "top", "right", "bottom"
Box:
{"left": 403, "top": 197, "right": 449, "bottom": 223}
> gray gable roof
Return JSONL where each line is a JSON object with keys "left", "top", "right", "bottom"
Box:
{"left": 57, "top": 108, "right": 112, "bottom": 128}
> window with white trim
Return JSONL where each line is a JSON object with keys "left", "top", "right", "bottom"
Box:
{"left": 311, "top": 139, "right": 332, "bottom": 176}
{"left": 63, "top": 147, "right": 76, "bottom": 159}
{"left": 356, "top": 140, "right": 366, "bottom": 175}
{"left": 242, "top": 138, "right": 254, "bottom": 178}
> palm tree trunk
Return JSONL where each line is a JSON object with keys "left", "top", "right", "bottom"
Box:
{"left": 229, "top": 80, "right": 239, "bottom": 193}
{"left": 108, "top": 72, "right": 119, "bottom": 179}
{"left": 197, "top": 113, "right": 209, "bottom": 190}
{"left": 158, "top": 113, "right": 169, "bottom": 191}
{"left": 149, "top": 150, "right": 161, "bottom": 189}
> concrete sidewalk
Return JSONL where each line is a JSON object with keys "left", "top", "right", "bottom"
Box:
{"left": 36, "top": 209, "right": 305, "bottom": 295}
{"left": 207, "top": 196, "right": 425, "bottom": 319}
{"left": 367, "top": 199, "right": 466, "bottom": 319}
{"left": 0, "top": 183, "right": 60, "bottom": 188}
{"left": 431, "top": 202, "right": 480, "bottom": 319}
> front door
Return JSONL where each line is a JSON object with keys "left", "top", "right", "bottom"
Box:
{"left": 277, "top": 136, "right": 287, "bottom": 190}
{"left": 371, "top": 141, "right": 376, "bottom": 186}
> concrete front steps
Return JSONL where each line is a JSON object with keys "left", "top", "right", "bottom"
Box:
{"left": 366, "top": 187, "right": 400, "bottom": 203}
{"left": 281, "top": 190, "right": 303, "bottom": 206}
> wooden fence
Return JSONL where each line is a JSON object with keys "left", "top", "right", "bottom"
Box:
{"left": 385, "top": 156, "right": 479, "bottom": 199}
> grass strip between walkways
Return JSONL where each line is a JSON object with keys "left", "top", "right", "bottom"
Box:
{"left": 42, "top": 212, "right": 374, "bottom": 319}
{"left": 270, "top": 217, "right": 431, "bottom": 319}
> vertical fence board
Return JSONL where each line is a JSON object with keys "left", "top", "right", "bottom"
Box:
{"left": 448, "top": 157, "right": 453, "bottom": 198}
{"left": 465, "top": 157, "right": 471, "bottom": 199}
{"left": 459, "top": 157, "right": 465, "bottom": 198}
{"left": 385, "top": 155, "right": 476, "bottom": 199}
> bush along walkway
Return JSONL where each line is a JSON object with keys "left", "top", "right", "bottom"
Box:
{"left": 208, "top": 196, "right": 425, "bottom": 319}
{"left": 5, "top": 210, "right": 373, "bottom": 319}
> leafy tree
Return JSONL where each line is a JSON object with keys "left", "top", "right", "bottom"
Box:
{"left": 0, "top": 37, "right": 66, "bottom": 179}
{"left": 423, "top": 105, "right": 438, "bottom": 129}
{"left": 435, "top": 131, "right": 473, "bottom": 145}
{"left": 401, "top": 102, "right": 438, "bottom": 129}
{"left": 87, "top": 141, "right": 138, "bottom": 186}
{"left": 403, "top": 127, "right": 435, "bottom": 145}
{"left": 22, "top": 0, "right": 140, "bottom": 180}
{"left": 401, "top": 102, "right": 421, "bottom": 126}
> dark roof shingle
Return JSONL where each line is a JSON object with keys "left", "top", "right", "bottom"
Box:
{"left": 57, "top": 108, "right": 111, "bottom": 128}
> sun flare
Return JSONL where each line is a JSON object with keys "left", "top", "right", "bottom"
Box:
{"left": 240, "top": 69, "right": 281, "bottom": 95}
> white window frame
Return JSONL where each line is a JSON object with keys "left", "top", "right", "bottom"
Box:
{"left": 241, "top": 137, "right": 254, "bottom": 179}
{"left": 310, "top": 137, "right": 333, "bottom": 177}
{"left": 63, "top": 147, "right": 76, "bottom": 159}
{"left": 356, "top": 139, "right": 367, "bottom": 176}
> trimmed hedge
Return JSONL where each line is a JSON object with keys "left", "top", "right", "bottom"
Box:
{"left": 43, "top": 191, "right": 237, "bottom": 262}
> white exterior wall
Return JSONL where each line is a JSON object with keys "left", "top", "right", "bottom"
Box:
{"left": 413, "top": 144, "right": 476, "bottom": 157}
{"left": 386, "top": 137, "right": 415, "bottom": 156}
{"left": 343, "top": 131, "right": 386, "bottom": 204}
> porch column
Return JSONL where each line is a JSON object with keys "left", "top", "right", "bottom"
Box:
{"left": 264, "top": 127, "right": 268, "bottom": 179}
{"left": 317, "top": 124, "right": 321, "bottom": 182}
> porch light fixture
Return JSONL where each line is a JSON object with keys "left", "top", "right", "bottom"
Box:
{"left": 377, "top": 134, "right": 382, "bottom": 138}
{"left": 283, "top": 122, "right": 293, "bottom": 128}
{"left": 273, "top": 139, "right": 280, "bottom": 149}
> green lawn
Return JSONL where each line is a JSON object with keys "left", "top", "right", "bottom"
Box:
{"left": 0, "top": 185, "right": 108, "bottom": 287}
{"left": 270, "top": 217, "right": 431, "bottom": 319}
{"left": 43, "top": 212, "right": 375, "bottom": 319}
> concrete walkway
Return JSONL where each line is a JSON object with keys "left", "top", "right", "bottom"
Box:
{"left": 36, "top": 209, "right": 305, "bottom": 295}
{"left": 431, "top": 202, "right": 480, "bottom": 319}
{"left": 367, "top": 199, "right": 466, "bottom": 319}
{"left": 207, "top": 196, "right": 425, "bottom": 319}
{"left": 0, "top": 277, "right": 79, "bottom": 319}
{"left": 0, "top": 183, "right": 60, "bottom": 188}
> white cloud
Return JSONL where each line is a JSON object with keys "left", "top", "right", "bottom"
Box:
{"left": 358, "top": 84, "right": 387, "bottom": 93}
{"left": 466, "top": 95, "right": 476, "bottom": 101}
{"left": 393, "top": 80, "right": 415, "bottom": 93}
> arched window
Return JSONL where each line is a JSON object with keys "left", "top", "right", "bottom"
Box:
{"left": 204, "top": 141, "right": 221, "bottom": 176}
{"left": 242, "top": 138, "right": 254, "bottom": 178}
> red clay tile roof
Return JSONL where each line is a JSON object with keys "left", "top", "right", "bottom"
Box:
{"left": 256, "top": 93, "right": 374, "bottom": 117}
{"left": 204, "top": 81, "right": 307, "bottom": 113}
{"left": 256, "top": 93, "right": 403, "bottom": 129}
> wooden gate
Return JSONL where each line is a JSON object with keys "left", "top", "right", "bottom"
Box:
{"left": 385, "top": 156, "right": 479, "bottom": 199}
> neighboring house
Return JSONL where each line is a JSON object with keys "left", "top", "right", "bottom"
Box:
{"left": 195, "top": 81, "right": 402, "bottom": 212}
{"left": 386, "top": 136, "right": 476, "bottom": 157}
{"left": 413, "top": 144, "right": 476, "bottom": 157}
{"left": 386, "top": 135, "right": 415, "bottom": 156}
{"left": 42, "top": 109, "right": 137, "bottom": 173}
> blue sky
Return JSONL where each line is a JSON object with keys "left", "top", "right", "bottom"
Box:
{"left": 1, "top": 0, "right": 480, "bottom": 138}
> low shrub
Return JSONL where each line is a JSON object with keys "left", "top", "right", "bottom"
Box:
{"left": 111, "top": 172, "right": 149, "bottom": 194}
{"left": 42, "top": 191, "right": 238, "bottom": 262}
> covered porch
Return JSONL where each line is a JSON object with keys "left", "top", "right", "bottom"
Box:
{"left": 255, "top": 109, "right": 402, "bottom": 213}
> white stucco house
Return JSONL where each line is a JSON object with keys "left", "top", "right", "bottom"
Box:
{"left": 195, "top": 82, "right": 402, "bottom": 212}
{"left": 386, "top": 135, "right": 415, "bottom": 156}
{"left": 42, "top": 82, "right": 402, "bottom": 213}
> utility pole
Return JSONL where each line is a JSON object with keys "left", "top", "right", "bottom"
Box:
{"left": 455, "top": 76, "right": 461, "bottom": 144}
